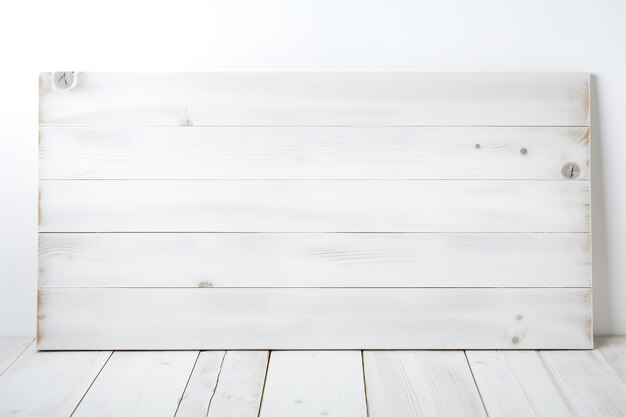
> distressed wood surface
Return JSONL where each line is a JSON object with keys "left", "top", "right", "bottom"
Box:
{"left": 596, "top": 336, "right": 626, "bottom": 383}
{"left": 38, "top": 232, "right": 591, "bottom": 288}
{"left": 39, "top": 180, "right": 590, "bottom": 233}
{"left": 39, "top": 72, "right": 590, "bottom": 127}
{"left": 540, "top": 350, "right": 626, "bottom": 417}
{"left": 259, "top": 351, "right": 367, "bottom": 417}
{"left": 0, "top": 344, "right": 111, "bottom": 417}
{"left": 467, "top": 351, "right": 574, "bottom": 417}
{"left": 72, "top": 351, "right": 197, "bottom": 417}
{"left": 363, "top": 351, "right": 486, "bottom": 417}
{"left": 0, "top": 337, "right": 32, "bottom": 376}
{"left": 174, "top": 351, "right": 224, "bottom": 417}
{"left": 39, "top": 127, "right": 590, "bottom": 180}
{"left": 37, "top": 288, "right": 592, "bottom": 350}
{"left": 176, "top": 351, "right": 268, "bottom": 417}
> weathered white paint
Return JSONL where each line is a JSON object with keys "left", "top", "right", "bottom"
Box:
{"left": 39, "top": 127, "right": 590, "bottom": 180}
{"left": 540, "top": 350, "right": 626, "bottom": 417}
{"left": 38, "top": 72, "right": 590, "bottom": 127}
{"left": 39, "top": 180, "right": 590, "bottom": 232}
{"left": 37, "top": 72, "right": 592, "bottom": 349}
{"left": 596, "top": 336, "right": 626, "bottom": 383}
{"left": 0, "top": 345, "right": 111, "bottom": 417}
{"left": 37, "top": 288, "right": 592, "bottom": 350}
{"left": 175, "top": 351, "right": 269, "bottom": 417}
{"left": 363, "top": 351, "right": 486, "bottom": 417}
{"left": 0, "top": 338, "right": 32, "bottom": 375}
{"left": 72, "top": 351, "right": 198, "bottom": 417}
{"left": 39, "top": 232, "right": 591, "bottom": 288}
{"left": 467, "top": 351, "right": 574, "bottom": 417}
{"left": 204, "top": 351, "right": 268, "bottom": 417}
{"left": 259, "top": 351, "right": 367, "bottom": 417}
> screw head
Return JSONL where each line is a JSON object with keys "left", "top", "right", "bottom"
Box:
{"left": 51, "top": 72, "right": 78, "bottom": 92}
{"left": 561, "top": 162, "right": 581, "bottom": 179}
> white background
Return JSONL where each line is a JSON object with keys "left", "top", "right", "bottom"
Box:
{"left": 1, "top": 0, "right": 624, "bottom": 336}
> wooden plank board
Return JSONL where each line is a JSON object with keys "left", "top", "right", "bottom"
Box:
{"left": 37, "top": 288, "right": 592, "bottom": 350}
{"left": 363, "top": 351, "right": 486, "bottom": 417}
{"left": 175, "top": 351, "right": 268, "bottom": 417}
{"left": 0, "top": 344, "right": 111, "bottom": 417}
{"left": 466, "top": 351, "right": 574, "bottom": 417}
{"left": 0, "top": 338, "right": 32, "bottom": 376}
{"left": 39, "top": 180, "right": 590, "bottom": 232}
{"left": 175, "top": 351, "right": 224, "bottom": 417}
{"left": 38, "top": 232, "right": 591, "bottom": 288}
{"left": 39, "top": 72, "right": 589, "bottom": 126}
{"left": 39, "top": 127, "right": 590, "bottom": 180}
{"left": 72, "top": 351, "right": 197, "bottom": 417}
{"left": 596, "top": 336, "right": 626, "bottom": 383}
{"left": 259, "top": 351, "right": 367, "bottom": 417}
{"left": 540, "top": 350, "right": 626, "bottom": 417}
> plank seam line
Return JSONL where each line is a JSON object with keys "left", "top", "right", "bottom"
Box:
{"left": 0, "top": 338, "right": 34, "bottom": 378}
{"left": 360, "top": 351, "right": 371, "bottom": 417}
{"left": 38, "top": 124, "right": 592, "bottom": 128}
{"left": 37, "top": 232, "right": 592, "bottom": 235}
{"left": 172, "top": 350, "right": 201, "bottom": 417}
{"left": 37, "top": 286, "right": 593, "bottom": 290}
{"left": 38, "top": 179, "right": 592, "bottom": 182}
{"left": 464, "top": 351, "right": 490, "bottom": 417}
{"left": 69, "top": 350, "right": 114, "bottom": 417}
{"left": 536, "top": 352, "right": 579, "bottom": 417}
{"left": 204, "top": 351, "right": 226, "bottom": 417}
{"left": 256, "top": 351, "right": 272, "bottom": 417}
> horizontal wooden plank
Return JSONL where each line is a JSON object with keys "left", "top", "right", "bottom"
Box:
{"left": 38, "top": 232, "right": 591, "bottom": 288}
{"left": 39, "top": 180, "right": 590, "bottom": 232}
{"left": 39, "top": 72, "right": 590, "bottom": 127}
{"left": 38, "top": 127, "right": 590, "bottom": 180}
{"left": 37, "top": 288, "right": 592, "bottom": 350}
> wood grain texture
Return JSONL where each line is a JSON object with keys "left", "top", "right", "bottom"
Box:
{"left": 0, "top": 344, "right": 111, "bottom": 417}
{"left": 175, "top": 351, "right": 224, "bottom": 417}
{"left": 39, "top": 180, "right": 590, "bottom": 232}
{"left": 0, "top": 338, "right": 32, "bottom": 376}
{"left": 39, "top": 72, "right": 590, "bottom": 126}
{"left": 205, "top": 351, "right": 268, "bottom": 417}
{"left": 596, "top": 336, "right": 626, "bottom": 383}
{"left": 540, "top": 350, "right": 626, "bottom": 417}
{"left": 38, "top": 232, "right": 591, "bottom": 288}
{"left": 72, "top": 351, "right": 198, "bottom": 417}
{"left": 467, "top": 351, "right": 574, "bottom": 417}
{"left": 259, "top": 351, "right": 367, "bottom": 417}
{"left": 37, "top": 288, "right": 592, "bottom": 350}
{"left": 39, "top": 127, "right": 590, "bottom": 180}
{"left": 176, "top": 351, "right": 268, "bottom": 417}
{"left": 363, "top": 351, "right": 486, "bottom": 417}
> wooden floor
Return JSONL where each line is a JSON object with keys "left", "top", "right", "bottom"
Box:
{"left": 1, "top": 338, "right": 625, "bottom": 417}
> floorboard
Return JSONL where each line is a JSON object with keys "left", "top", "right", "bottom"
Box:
{"left": 259, "top": 351, "right": 367, "bottom": 417}
{"left": 176, "top": 351, "right": 268, "bottom": 417}
{"left": 596, "top": 336, "right": 626, "bottom": 383}
{"left": 364, "top": 351, "right": 486, "bottom": 417}
{"left": 0, "top": 337, "right": 32, "bottom": 375}
{"left": 540, "top": 350, "right": 626, "bottom": 417}
{"left": 72, "top": 351, "right": 197, "bottom": 417}
{"left": 1, "top": 337, "right": 626, "bottom": 417}
{"left": 0, "top": 344, "right": 111, "bottom": 417}
{"left": 467, "top": 350, "right": 574, "bottom": 417}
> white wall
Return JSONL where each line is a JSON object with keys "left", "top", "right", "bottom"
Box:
{"left": 1, "top": 0, "right": 624, "bottom": 336}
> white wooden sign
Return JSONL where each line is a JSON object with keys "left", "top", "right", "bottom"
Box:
{"left": 38, "top": 72, "right": 592, "bottom": 350}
